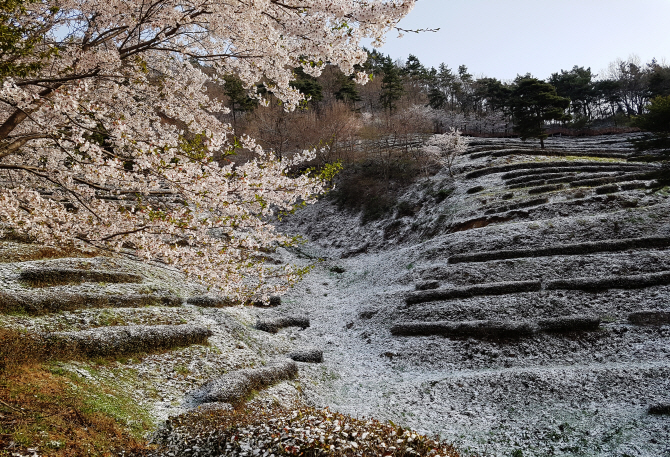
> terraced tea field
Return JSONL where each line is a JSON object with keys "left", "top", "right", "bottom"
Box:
{"left": 1, "top": 134, "right": 667, "bottom": 456}
{"left": 277, "top": 134, "right": 670, "bottom": 456}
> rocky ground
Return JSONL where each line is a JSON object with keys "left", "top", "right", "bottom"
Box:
{"left": 1, "top": 134, "right": 668, "bottom": 456}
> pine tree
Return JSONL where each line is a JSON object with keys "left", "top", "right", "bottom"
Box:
{"left": 335, "top": 73, "right": 362, "bottom": 108}
{"left": 290, "top": 67, "right": 323, "bottom": 105}
{"left": 379, "top": 56, "right": 404, "bottom": 114}
{"left": 510, "top": 77, "right": 571, "bottom": 148}
{"left": 222, "top": 74, "right": 258, "bottom": 134}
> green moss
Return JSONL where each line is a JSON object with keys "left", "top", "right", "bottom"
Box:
{"left": 434, "top": 187, "right": 454, "bottom": 203}
{"left": 561, "top": 156, "right": 624, "bottom": 163}
{"left": 656, "top": 186, "right": 670, "bottom": 196}
{"left": 53, "top": 363, "right": 155, "bottom": 439}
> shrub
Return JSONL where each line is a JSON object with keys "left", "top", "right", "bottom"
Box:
{"left": 435, "top": 187, "right": 454, "bottom": 203}
{"left": 330, "top": 159, "right": 423, "bottom": 225}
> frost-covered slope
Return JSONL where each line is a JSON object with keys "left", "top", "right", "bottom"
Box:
{"left": 275, "top": 134, "right": 670, "bottom": 456}
{"left": 2, "top": 134, "right": 668, "bottom": 456}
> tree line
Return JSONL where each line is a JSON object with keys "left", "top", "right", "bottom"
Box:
{"left": 218, "top": 51, "right": 670, "bottom": 157}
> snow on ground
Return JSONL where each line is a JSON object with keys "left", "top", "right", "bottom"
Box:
{"left": 1, "top": 134, "right": 668, "bottom": 456}
{"left": 270, "top": 135, "right": 670, "bottom": 456}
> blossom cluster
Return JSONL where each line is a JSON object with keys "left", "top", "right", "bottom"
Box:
{"left": 0, "top": 0, "right": 415, "bottom": 300}
{"left": 422, "top": 128, "right": 469, "bottom": 175}
{"left": 152, "top": 405, "right": 461, "bottom": 456}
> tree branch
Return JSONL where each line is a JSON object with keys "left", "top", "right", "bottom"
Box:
{"left": 100, "top": 226, "right": 149, "bottom": 241}
{"left": 0, "top": 134, "right": 49, "bottom": 159}
{"left": 0, "top": 86, "right": 60, "bottom": 141}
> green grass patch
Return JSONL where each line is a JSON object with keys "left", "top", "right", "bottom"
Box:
{"left": 561, "top": 156, "right": 625, "bottom": 163}
{"left": 0, "top": 362, "right": 151, "bottom": 455}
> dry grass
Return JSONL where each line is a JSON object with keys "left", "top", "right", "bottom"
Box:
{"left": 0, "top": 327, "right": 462, "bottom": 457}
{"left": 0, "top": 328, "right": 53, "bottom": 370}
{"left": 0, "top": 328, "right": 153, "bottom": 455}
{"left": 330, "top": 159, "right": 426, "bottom": 224}
{"left": 19, "top": 268, "right": 143, "bottom": 288}
{"left": 0, "top": 326, "right": 209, "bottom": 369}
{"left": 0, "top": 291, "right": 183, "bottom": 316}
{"left": 0, "top": 362, "right": 150, "bottom": 456}
{"left": 45, "top": 324, "right": 212, "bottom": 358}
{"left": 0, "top": 239, "right": 101, "bottom": 264}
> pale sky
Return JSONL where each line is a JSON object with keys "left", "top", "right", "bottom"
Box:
{"left": 372, "top": 0, "right": 670, "bottom": 81}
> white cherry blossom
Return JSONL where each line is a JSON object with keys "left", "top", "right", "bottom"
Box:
{"left": 0, "top": 0, "right": 415, "bottom": 301}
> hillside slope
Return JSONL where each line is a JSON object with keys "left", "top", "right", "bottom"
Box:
{"left": 1, "top": 133, "right": 668, "bottom": 456}
{"left": 275, "top": 134, "right": 670, "bottom": 456}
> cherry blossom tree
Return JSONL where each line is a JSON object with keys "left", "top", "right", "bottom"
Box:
{"left": 422, "top": 128, "right": 469, "bottom": 176}
{"left": 0, "top": 0, "right": 415, "bottom": 301}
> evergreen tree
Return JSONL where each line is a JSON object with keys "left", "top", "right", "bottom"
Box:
{"left": 402, "top": 54, "right": 427, "bottom": 79}
{"left": 510, "top": 77, "right": 571, "bottom": 148}
{"left": 427, "top": 64, "right": 455, "bottom": 110}
{"left": 335, "top": 73, "right": 362, "bottom": 107}
{"left": 549, "top": 66, "right": 597, "bottom": 120}
{"left": 427, "top": 85, "right": 447, "bottom": 110}
{"left": 379, "top": 56, "right": 404, "bottom": 113}
{"left": 400, "top": 54, "right": 429, "bottom": 104}
{"left": 455, "top": 65, "right": 474, "bottom": 113}
{"left": 474, "top": 77, "right": 511, "bottom": 113}
{"left": 290, "top": 67, "right": 323, "bottom": 104}
{"left": 648, "top": 61, "right": 670, "bottom": 98}
{"left": 593, "top": 79, "right": 623, "bottom": 119}
{"left": 608, "top": 59, "right": 649, "bottom": 116}
{"left": 361, "top": 47, "right": 387, "bottom": 76}
{"left": 631, "top": 95, "right": 670, "bottom": 155}
{"left": 222, "top": 73, "right": 258, "bottom": 133}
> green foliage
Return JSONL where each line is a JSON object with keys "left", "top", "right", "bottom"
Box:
{"left": 177, "top": 132, "right": 211, "bottom": 162}
{"left": 473, "top": 77, "right": 511, "bottom": 113}
{"left": 632, "top": 95, "right": 670, "bottom": 134}
{"left": 549, "top": 66, "right": 596, "bottom": 120}
{"left": 402, "top": 54, "right": 428, "bottom": 79}
{"left": 290, "top": 67, "right": 323, "bottom": 104}
{"left": 427, "top": 63, "right": 456, "bottom": 110}
{"left": 631, "top": 95, "right": 670, "bottom": 158}
{"left": 648, "top": 62, "right": 670, "bottom": 98}
{"left": 71, "top": 367, "right": 155, "bottom": 438}
{"left": 0, "top": 0, "right": 58, "bottom": 78}
{"left": 379, "top": 55, "right": 404, "bottom": 113}
{"left": 593, "top": 79, "right": 622, "bottom": 112}
{"left": 510, "top": 76, "right": 571, "bottom": 148}
{"left": 222, "top": 73, "right": 258, "bottom": 113}
{"left": 427, "top": 85, "right": 447, "bottom": 110}
{"left": 334, "top": 73, "right": 361, "bottom": 106}
{"left": 304, "top": 160, "right": 342, "bottom": 184}
{"left": 434, "top": 187, "right": 454, "bottom": 203}
{"left": 279, "top": 161, "right": 342, "bottom": 219}
{"left": 361, "top": 47, "right": 387, "bottom": 75}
